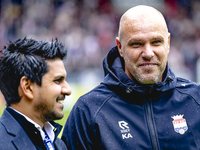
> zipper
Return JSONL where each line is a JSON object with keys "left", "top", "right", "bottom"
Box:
{"left": 144, "top": 94, "right": 159, "bottom": 150}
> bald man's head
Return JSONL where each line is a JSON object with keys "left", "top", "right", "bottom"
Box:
{"left": 118, "top": 5, "right": 169, "bottom": 42}
{"left": 115, "top": 5, "right": 171, "bottom": 84}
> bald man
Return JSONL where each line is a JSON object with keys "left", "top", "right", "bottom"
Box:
{"left": 62, "top": 5, "right": 200, "bottom": 150}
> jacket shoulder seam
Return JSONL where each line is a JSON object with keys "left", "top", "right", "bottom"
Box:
{"left": 174, "top": 85, "right": 200, "bottom": 106}
{"left": 93, "top": 91, "right": 116, "bottom": 121}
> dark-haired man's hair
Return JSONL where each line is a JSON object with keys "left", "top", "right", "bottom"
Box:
{"left": 0, "top": 38, "right": 67, "bottom": 105}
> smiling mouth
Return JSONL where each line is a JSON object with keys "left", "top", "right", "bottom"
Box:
{"left": 56, "top": 95, "right": 65, "bottom": 103}
{"left": 139, "top": 62, "right": 157, "bottom": 67}
{"left": 141, "top": 64, "right": 154, "bottom": 66}
{"left": 56, "top": 99, "right": 64, "bottom": 103}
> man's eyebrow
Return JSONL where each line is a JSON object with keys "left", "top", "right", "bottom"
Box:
{"left": 128, "top": 39, "right": 142, "bottom": 43}
{"left": 151, "top": 36, "right": 164, "bottom": 41}
{"left": 54, "top": 75, "right": 65, "bottom": 80}
{"left": 127, "top": 35, "right": 165, "bottom": 43}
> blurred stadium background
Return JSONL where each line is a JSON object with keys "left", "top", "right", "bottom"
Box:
{"left": 1, "top": 0, "right": 200, "bottom": 129}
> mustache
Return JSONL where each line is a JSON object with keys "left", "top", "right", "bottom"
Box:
{"left": 56, "top": 95, "right": 65, "bottom": 101}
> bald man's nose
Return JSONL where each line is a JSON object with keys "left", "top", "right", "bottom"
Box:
{"left": 142, "top": 44, "right": 154, "bottom": 60}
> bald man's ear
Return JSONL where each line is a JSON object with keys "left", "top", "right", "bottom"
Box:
{"left": 19, "top": 76, "right": 34, "bottom": 100}
{"left": 116, "top": 37, "right": 123, "bottom": 58}
{"left": 168, "top": 33, "right": 171, "bottom": 52}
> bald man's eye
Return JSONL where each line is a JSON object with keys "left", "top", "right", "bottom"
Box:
{"left": 152, "top": 40, "right": 162, "bottom": 45}
{"left": 130, "top": 42, "right": 142, "bottom": 48}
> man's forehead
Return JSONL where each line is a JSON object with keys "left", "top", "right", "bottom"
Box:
{"left": 45, "top": 59, "right": 66, "bottom": 75}
{"left": 120, "top": 10, "right": 168, "bottom": 39}
{"left": 120, "top": 5, "right": 167, "bottom": 31}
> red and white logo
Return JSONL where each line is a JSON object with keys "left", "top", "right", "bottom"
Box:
{"left": 172, "top": 115, "right": 188, "bottom": 134}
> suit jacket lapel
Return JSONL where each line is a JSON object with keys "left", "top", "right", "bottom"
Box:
{"left": 1, "top": 109, "right": 37, "bottom": 150}
{"left": 54, "top": 138, "right": 68, "bottom": 150}
{"left": 12, "top": 128, "right": 37, "bottom": 150}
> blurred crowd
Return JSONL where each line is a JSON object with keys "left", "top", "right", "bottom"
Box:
{"left": 0, "top": 0, "right": 200, "bottom": 84}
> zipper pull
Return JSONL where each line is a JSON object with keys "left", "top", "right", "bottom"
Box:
{"left": 126, "top": 86, "right": 132, "bottom": 93}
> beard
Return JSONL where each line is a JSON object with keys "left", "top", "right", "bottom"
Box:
{"left": 130, "top": 63, "right": 166, "bottom": 84}
{"left": 134, "top": 69, "right": 162, "bottom": 84}
{"left": 34, "top": 95, "right": 64, "bottom": 123}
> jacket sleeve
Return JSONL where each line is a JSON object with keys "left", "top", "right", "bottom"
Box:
{"left": 61, "top": 101, "right": 96, "bottom": 150}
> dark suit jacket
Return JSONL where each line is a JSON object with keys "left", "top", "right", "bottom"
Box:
{"left": 0, "top": 108, "right": 68, "bottom": 150}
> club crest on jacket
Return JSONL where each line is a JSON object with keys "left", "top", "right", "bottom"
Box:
{"left": 172, "top": 115, "right": 188, "bottom": 134}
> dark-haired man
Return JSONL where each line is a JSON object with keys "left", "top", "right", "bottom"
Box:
{"left": 0, "top": 38, "right": 71, "bottom": 150}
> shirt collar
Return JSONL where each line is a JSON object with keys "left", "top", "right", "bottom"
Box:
{"left": 9, "top": 107, "right": 55, "bottom": 142}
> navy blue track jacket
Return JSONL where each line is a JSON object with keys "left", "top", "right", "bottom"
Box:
{"left": 62, "top": 46, "right": 200, "bottom": 150}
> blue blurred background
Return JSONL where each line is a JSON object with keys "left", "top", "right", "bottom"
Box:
{"left": 1, "top": 0, "right": 200, "bottom": 114}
